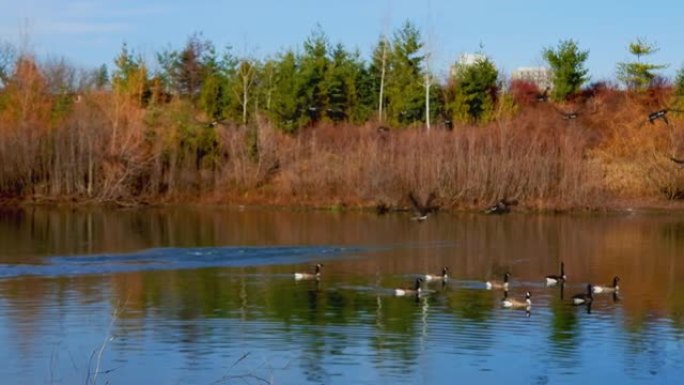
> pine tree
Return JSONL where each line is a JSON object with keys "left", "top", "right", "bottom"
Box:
{"left": 385, "top": 21, "right": 425, "bottom": 127}
{"left": 675, "top": 65, "right": 684, "bottom": 98}
{"left": 198, "top": 46, "right": 236, "bottom": 121}
{"left": 269, "top": 50, "right": 300, "bottom": 133}
{"left": 449, "top": 56, "right": 499, "bottom": 124}
{"left": 112, "top": 43, "right": 149, "bottom": 106}
{"left": 297, "top": 26, "right": 330, "bottom": 126}
{"left": 617, "top": 38, "right": 667, "bottom": 90}
{"left": 542, "top": 39, "right": 589, "bottom": 101}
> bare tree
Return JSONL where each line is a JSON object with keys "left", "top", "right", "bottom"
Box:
{"left": 424, "top": 51, "right": 431, "bottom": 132}
{"left": 235, "top": 59, "right": 257, "bottom": 125}
{"left": 378, "top": 35, "right": 388, "bottom": 123}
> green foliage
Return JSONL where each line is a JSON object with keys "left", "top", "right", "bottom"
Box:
{"left": 175, "top": 113, "right": 220, "bottom": 170}
{"left": 205, "top": 54, "right": 234, "bottom": 121}
{"left": 351, "top": 59, "right": 375, "bottom": 123}
{"left": 297, "top": 26, "right": 330, "bottom": 126}
{"left": 675, "top": 65, "right": 684, "bottom": 98}
{"left": 156, "top": 32, "right": 237, "bottom": 113}
{"left": 449, "top": 56, "right": 499, "bottom": 124}
{"left": 617, "top": 38, "right": 667, "bottom": 90}
{"left": 269, "top": 50, "right": 300, "bottom": 133}
{"left": 543, "top": 39, "right": 590, "bottom": 101}
{"left": 385, "top": 21, "right": 425, "bottom": 126}
{"left": 112, "top": 43, "right": 150, "bottom": 105}
{"left": 93, "top": 64, "right": 109, "bottom": 90}
{"left": 323, "top": 44, "right": 363, "bottom": 123}
{"left": 50, "top": 89, "right": 73, "bottom": 122}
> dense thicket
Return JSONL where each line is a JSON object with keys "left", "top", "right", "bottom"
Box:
{"left": 0, "top": 24, "right": 683, "bottom": 209}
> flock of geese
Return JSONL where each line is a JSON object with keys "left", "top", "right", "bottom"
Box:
{"left": 293, "top": 262, "right": 621, "bottom": 313}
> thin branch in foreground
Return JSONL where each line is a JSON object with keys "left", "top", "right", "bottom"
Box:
{"left": 85, "top": 300, "right": 126, "bottom": 385}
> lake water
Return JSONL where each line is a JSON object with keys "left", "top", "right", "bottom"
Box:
{"left": 0, "top": 206, "right": 683, "bottom": 385}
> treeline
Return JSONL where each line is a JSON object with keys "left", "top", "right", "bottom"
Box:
{"left": 0, "top": 22, "right": 683, "bottom": 208}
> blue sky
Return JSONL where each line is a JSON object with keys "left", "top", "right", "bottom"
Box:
{"left": 1, "top": 0, "right": 682, "bottom": 81}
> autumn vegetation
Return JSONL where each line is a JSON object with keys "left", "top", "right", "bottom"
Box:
{"left": 1, "top": 24, "right": 684, "bottom": 211}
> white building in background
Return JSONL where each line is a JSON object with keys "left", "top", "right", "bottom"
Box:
{"left": 450, "top": 53, "right": 491, "bottom": 78}
{"left": 511, "top": 67, "right": 553, "bottom": 91}
{"left": 457, "top": 53, "right": 487, "bottom": 66}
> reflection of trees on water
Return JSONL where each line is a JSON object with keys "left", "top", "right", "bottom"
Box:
{"left": 622, "top": 323, "right": 672, "bottom": 381}
{"left": 5, "top": 207, "right": 684, "bottom": 383}
{"left": 546, "top": 292, "right": 580, "bottom": 366}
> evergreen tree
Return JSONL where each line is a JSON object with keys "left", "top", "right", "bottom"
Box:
{"left": 386, "top": 21, "right": 425, "bottom": 127}
{"left": 297, "top": 26, "right": 330, "bottom": 126}
{"left": 269, "top": 50, "right": 300, "bottom": 133}
{"left": 542, "top": 39, "right": 589, "bottom": 101}
{"left": 350, "top": 52, "right": 375, "bottom": 124}
{"left": 198, "top": 47, "right": 236, "bottom": 121}
{"left": 112, "top": 43, "right": 149, "bottom": 106}
{"left": 157, "top": 33, "right": 216, "bottom": 100}
{"left": 94, "top": 64, "right": 109, "bottom": 90}
{"left": 323, "top": 43, "right": 359, "bottom": 123}
{"left": 449, "top": 56, "right": 499, "bottom": 124}
{"left": 617, "top": 38, "right": 667, "bottom": 90}
{"left": 675, "top": 65, "right": 684, "bottom": 98}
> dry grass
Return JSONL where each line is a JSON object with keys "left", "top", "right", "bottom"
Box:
{"left": 1, "top": 63, "right": 684, "bottom": 210}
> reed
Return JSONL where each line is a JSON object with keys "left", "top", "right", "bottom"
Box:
{"left": 1, "top": 59, "right": 682, "bottom": 209}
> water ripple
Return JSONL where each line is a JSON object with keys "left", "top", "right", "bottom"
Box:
{"left": 0, "top": 246, "right": 361, "bottom": 279}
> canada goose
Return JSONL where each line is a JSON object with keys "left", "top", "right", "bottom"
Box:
{"left": 560, "top": 111, "right": 579, "bottom": 120}
{"left": 552, "top": 101, "right": 597, "bottom": 121}
{"left": 409, "top": 192, "right": 438, "bottom": 221}
{"left": 648, "top": 109, "right": 670, "bottom": 125}
{"left": 423, "top": 267, "right": 449, "bottom": 282}
{"left": 593, "top": 276, "right": 620, "bottom": 294}
{"left": 501, "top": 291, "right": 532, "bottom": 310}
{"left": 552, "top": 104, "right": 581, "bottom": 120}
{"left": 536, "top": 87, "right": 550, "bottom": 102}
{"left": 394, "top": 277, "right": 424, "bottom": 296}
{"left": 376, "top": 125, "right": 390, "bottom": 134}
{"left": 294, "top": 263, "right": 323, "bottom": 280}
{"left": 572, "top": 284, "right": 593, "bottom": 305}
{"left": 486, "top": 272, "right": 511, "bottom": 290}
{"left": 484, "top": 199, "right": 518, "bottom": 215}
{"left": 545, "top": 262, "right": 567, "bottom": 286}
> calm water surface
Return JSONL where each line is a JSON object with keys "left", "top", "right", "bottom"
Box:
{"left": 0, "top": 207, "right": 683, "bottom": 385}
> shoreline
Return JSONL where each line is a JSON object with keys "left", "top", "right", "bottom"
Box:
{"left": 3, "top": 194, "right": 684, "bottom": 215}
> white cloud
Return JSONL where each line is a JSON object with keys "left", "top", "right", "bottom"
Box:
{"left": 1, "top": 1, "right": 171, "bottom": 37}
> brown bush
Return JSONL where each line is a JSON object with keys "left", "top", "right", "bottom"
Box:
{"left": 1, "top": 58, "right": 683, "bottom": 210}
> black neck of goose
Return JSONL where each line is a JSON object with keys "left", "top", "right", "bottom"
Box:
{"left": 613, "top": 277, "right": 619, "bottom": 287}
{"left": 414, "top": 279, "right": 422, "bottom": 290}
{"left": 504, "top": 273, "right": 509, "bottom": 283}
{"left": 315, "top": 265, "right": 321, "bottom": 274}
{"left": 560, "top": 263, "right": 565, "bottom": 275}
{"left": 442, "top": 267, "right": 448, "bottom": 276}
